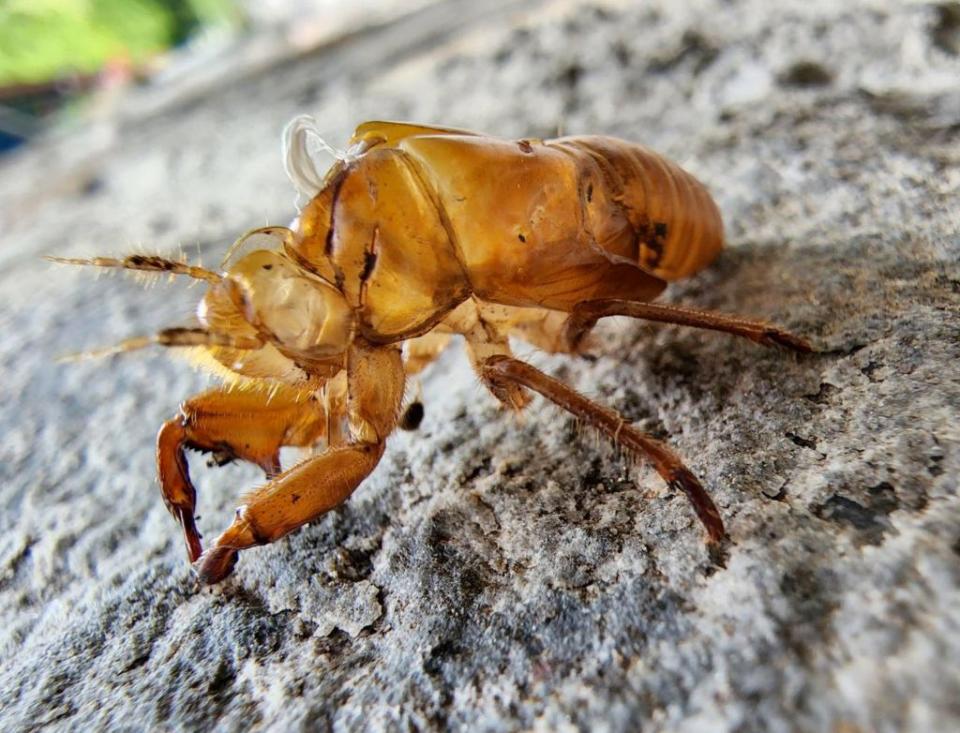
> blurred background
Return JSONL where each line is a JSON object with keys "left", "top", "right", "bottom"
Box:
{"left": 0, "top": 0, "right": 439, "bottom": 153}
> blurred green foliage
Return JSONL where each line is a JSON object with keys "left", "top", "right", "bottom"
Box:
{"left": 0, "top": 0, "right": 237, "bottom": 86}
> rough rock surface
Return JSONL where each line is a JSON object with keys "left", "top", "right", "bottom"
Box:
{"left": 1, "top": 0, "right": 958, "bottom": 730}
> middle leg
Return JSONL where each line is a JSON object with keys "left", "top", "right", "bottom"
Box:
{"left": 481, "top": 355, "right": 725, "bottom": 542}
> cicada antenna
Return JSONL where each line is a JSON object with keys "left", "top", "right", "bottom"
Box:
{"left": 57, "top": 328, "right": 263, "bottom": 363}
{"left": 44, "top": 254, "right": 222, "bottom": 284}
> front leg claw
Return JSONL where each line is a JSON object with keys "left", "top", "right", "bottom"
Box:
{"left": 158, "top": 418, "right": 204, "bottom": 563}
{"left": 174, "top": 506, "right": 204, "bottom": 563}
{"left": 193, "top": 547, "right": 239, "bottom": 585}
{"left": 191, "top": 506, "right": 264, "bottom": 584}
{"left": 194, "top": 546, "right": 239, "bottom": 584}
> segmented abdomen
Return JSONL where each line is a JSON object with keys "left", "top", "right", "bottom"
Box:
{"left": 550, "top": 136, "right": 724, "bottom": 282}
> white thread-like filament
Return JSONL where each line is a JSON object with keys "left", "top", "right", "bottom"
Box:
{"left": 282, "top": 115, "right": 344, "bottom": 206}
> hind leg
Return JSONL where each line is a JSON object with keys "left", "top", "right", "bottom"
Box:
{"left": 563, "top": 298, "right": 812, "bottom": 352}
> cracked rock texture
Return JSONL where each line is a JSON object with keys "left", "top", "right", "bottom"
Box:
{"left": 1, "top": 0, "right": 959, "bottom": 730}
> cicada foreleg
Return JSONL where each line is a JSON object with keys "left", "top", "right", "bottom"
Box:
{"left": 563, "top": 299, "right": 812, "bottom": 353}
{"left": 193, "top": 340, "right": 405, "bottom": 583}
{"left": 157, "top": 385, "right": 328, "bottom": 563}
{"left": 481, "top": 355, "right": 726, "bottom": 543}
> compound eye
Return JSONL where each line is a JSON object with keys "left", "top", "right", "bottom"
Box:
{"left": 228, "top": 251, "right": 352, "bottom": 357}
{"left": 258, "top": 275, "right": 330, "bottom": 350}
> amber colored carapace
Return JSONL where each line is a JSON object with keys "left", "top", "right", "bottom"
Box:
{"left": 53, "top": 120, "right": 810, "bottom": 583}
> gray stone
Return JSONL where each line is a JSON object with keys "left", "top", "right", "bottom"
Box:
{"left": 1, "top": 0, "right": 958, "bottom": 731}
